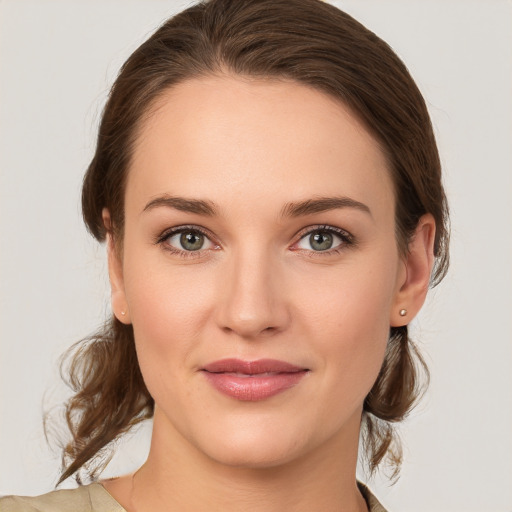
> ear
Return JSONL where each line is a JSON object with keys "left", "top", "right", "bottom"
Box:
{"left": 102, "top": 208, "right": 131, "bottom": 325}
{"left": 390, "top": 213, "right": 436, "bottom": 327}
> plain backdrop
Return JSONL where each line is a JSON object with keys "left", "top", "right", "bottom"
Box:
{"left": 1, "top": 1, "right": 511, "bottom": 511}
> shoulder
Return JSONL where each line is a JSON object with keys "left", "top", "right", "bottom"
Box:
{"left": 0, "top": 483, "right": 125, "bottom": 512}
{"left": 2, "top": 481, "right": 385, "bottom": 512}
{"left": 358, "top": 481, "right": 388, "bottom": 512}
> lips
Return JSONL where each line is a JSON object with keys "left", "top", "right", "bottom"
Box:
{"left": 202, "top": 358, "right": 309, "bottom": 401}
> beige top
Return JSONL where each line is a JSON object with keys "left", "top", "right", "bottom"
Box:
{"left": 0, "top": 482, "right": 387, "bottom": 511}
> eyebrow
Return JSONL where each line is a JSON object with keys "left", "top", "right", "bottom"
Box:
{"left": 142, "top": 194, "right": 371, "bottom": 218}
{"left": 143, "top": 195, "right": 218, "bottom": 216}
{"left": 280, "top": 196, "right": 372, "bottom": 218}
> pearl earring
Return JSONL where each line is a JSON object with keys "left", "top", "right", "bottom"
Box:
{"left": 399, "top": 309, "right": 407, "bottom": 317}
{"left": 121, "top": 310, "right": 126, "bottom": 316}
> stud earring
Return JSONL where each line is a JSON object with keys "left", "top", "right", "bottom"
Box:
{"left": 121, "top": 310, "right": 126, "bottom": 316}
{"left": 399, "top": 309, "right": 407, "bottom": 317}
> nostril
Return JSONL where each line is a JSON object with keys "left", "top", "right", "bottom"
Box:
{"left": 259, "top": 326, "right": 279, "bottom": 336}
{"left": 221, "top": 325, "right": 277, "bottom": 337}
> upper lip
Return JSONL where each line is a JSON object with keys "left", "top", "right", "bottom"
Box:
{"left": 202, "top": 358, "right": 307, "bottom": 374}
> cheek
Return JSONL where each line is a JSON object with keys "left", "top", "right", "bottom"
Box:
{"left": 123, "top": 269, "right": 216, "bottom": 414}
{"left": 298, "top": 253, "right": 397, "bottom": 339}
{"left": 121, "top": 246, "right": 217, "bottom": 373}
{"left": 295, "top": 255, "right": 398, "bottom": 402}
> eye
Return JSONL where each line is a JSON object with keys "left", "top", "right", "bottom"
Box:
{"left": 158, "top": 226, "right": 217, "bottom": 254}
{"left": 295, "top": 226, "right": 352, "bottom": 252}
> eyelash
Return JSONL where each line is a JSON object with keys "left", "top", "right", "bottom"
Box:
{"left": 155, "top": 225, "right": 217, "bottom": 259}
{"left": 155, "top": 224, "right": 355, "bottom": 259}
{"left": 293, "top": 225, "right": 355, "bottom": 257}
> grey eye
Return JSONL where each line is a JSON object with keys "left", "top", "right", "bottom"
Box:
{"left": 309, "top": 232, "right": 333, "bottom": 251}
{"left": 166, "top": 230, "right": 214, "bottom": 252}
{"left": 297, "top": 229, "right": 344, "bottom": 252}
{"left": 179, "top": 232, "right": 205, "bottom": 251}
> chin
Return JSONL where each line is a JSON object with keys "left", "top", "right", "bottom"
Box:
{"left": 187, "top": 411, "right": 325, "bottom": 471}
{"left": 203, "top": 435, "right": 304, "bottom": 470}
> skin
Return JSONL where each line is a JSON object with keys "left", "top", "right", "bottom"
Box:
{"left": 102, "top": 75, "right": 435, "bottom": 512}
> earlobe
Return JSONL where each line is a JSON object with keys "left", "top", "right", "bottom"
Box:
{"left": 391, "top": 214, "right": 436, "bottom": 327}
{"left": 102, "top": 208, "right": 131, "bottom": 325}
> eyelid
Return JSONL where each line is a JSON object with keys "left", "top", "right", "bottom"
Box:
{"left": 155, "top": 223, "right": 355, "bottom": 258}
{"left": 155, "top": 224, "right": 220, "bottom": 257}
{"left": 291, "top": 224, "right": 355, "bottom": 253}
{"left": 155, "top": 224, "right": 214, "bottom": 243}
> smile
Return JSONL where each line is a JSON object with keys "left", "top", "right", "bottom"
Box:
{"left": 202, "top": 358, "right": 309, "bottom": 401}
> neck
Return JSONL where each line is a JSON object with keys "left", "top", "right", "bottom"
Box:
{"left": 129, "top": 408, "right": 368, "bottom": 512}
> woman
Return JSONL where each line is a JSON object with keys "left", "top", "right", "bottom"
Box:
{"left": 1, "top": 0, "right": 449, "bottom": 510}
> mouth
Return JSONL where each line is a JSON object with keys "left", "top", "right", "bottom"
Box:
{"left": 201, "top": 358, "right": 310, "bottom": 401}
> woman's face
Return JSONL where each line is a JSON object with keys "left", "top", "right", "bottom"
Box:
{"left": 111, "top": 75, "right": 410, "bottom": 468}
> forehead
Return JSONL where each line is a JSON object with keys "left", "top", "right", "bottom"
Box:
{"left": 126, "top": 75, "right": 394, "bottom": 219}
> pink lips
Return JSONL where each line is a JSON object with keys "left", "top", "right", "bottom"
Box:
{"left": 202, "top": 358, "right": 309, "bottom": 401}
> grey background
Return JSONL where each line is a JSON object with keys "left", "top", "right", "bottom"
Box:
{"left": 1, "top": 1, "right": 511, "bottom": 510}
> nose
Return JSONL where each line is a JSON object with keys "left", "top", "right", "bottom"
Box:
{"left": 215, "top": 249, "right": 290, "bottom": 339}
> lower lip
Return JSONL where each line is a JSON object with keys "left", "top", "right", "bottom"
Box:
{"left": 202, "top": 371, "right": 308, "bottom": 401}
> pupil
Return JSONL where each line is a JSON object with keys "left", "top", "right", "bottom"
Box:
{"left": 180, "top": 232, "right": 204, "bottom": 251}
{"left": 310, "top": 232, "right": 333, "bottom": 251}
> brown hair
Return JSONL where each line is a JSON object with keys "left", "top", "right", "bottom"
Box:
{"left": 58, "top": 0, "right": 449, "bottom": 484}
